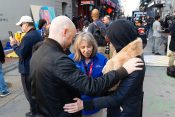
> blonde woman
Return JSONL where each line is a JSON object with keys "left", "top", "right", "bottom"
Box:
{"left": 69, "top": 32, "right": 107, "bottom": 117}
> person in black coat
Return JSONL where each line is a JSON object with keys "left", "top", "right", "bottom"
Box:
{"left": 0, "top": 40, "right": 10, "bottom": 97}
{"left": 0, "top": 40, "right": 5, "bottom": 64}
{"left": 135, "top": 19, "right": 147, "bottom": 48}
{"left": 30, "top": 16, "right": 144, "bottom": 117}
{"left": 64, "top": 20, "right": 146, "bottom": 117}
{"left": 169, "top": 22, "right": 175, "bottom": 66}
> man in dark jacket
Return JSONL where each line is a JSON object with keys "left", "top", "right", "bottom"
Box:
{"left": 0, "top": 40, "right": 10, "bottom": 97}
{"left": 169, "top": 22, "right": 175, "bottom": 66}
{"left": 30, "top": 16, "right": 144, "bottom": 117}
{"left": 10, "top": 16, "right": 43, "bottom": 117}
{"left": 135, "top": 19, "right": 147, "bottom": 48}
{"left": 88, "top": 9, "right": 107, "bottom": 56}
{"left": 64, "top": 20, "right": 145, "bottom": 117}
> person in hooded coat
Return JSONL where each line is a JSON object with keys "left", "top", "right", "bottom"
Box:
{"left": 64, "top": 19, "right": 146, "bottom": 117}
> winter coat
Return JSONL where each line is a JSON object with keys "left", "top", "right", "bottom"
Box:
{"left": 84, "top": 39, "right": 145, "bottom": 117}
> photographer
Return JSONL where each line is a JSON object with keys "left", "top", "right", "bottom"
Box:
{"left": 9, "top": 16, "right": 43, "bottom": 117}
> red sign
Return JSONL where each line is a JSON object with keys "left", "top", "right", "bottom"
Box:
{"left": 107, "top": 7, "right": 113, "bottom": 14}
{"left": 81, "top": 0, "right": 94, "bottom": 4}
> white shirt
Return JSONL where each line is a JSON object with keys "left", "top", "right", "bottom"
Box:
{"left": 152, "top": 20, "right": 161, "bottom": 37}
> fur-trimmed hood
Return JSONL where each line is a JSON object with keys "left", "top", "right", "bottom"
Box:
{"left": 102, "top": 38, "right": 143, "bottom": 74}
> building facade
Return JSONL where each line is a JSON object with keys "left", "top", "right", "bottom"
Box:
{"left": 140, "top": 0, "right": 175, "bottom": 19}
{"left": 0, "top": 0, "right": 72, "bottom": 40}
{"left": 55, "top": 0, "right": 72, "bottom": 17}
{"left": 0, "top": 0, "right": 120, "bottom": 40}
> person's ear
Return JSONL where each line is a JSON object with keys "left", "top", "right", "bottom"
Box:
{"left": 63, "top": 28, "right": 68, "bottom": 37}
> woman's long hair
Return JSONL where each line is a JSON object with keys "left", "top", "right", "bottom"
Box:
{"left": 73, "top": 32, "right": 98, "bottom": 61}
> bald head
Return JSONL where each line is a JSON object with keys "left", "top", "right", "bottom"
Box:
{"left": 49, "top": 16, "right": 76, "bottom": 48}
{"left": 91, "top": 9, "right": 99, "bottom": 21}
{"left": 103, "top": 15, "right": 110, "bottom": 24}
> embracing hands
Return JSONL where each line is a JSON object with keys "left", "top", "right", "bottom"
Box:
{"left": 122, "top": 58, "right": 144, "bottom": 74}
{"left": 63, "top": 98, "right": 84, "bottom": 113}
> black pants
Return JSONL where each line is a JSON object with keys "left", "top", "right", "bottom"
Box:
{"left": 21, "top": 74, "right": 39, "bottom": 114}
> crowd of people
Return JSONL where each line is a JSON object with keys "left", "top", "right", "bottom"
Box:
{"left": 0, "top": 7, "right": 174, "bottom": 117}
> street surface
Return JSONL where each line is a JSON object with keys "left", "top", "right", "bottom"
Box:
{"left": 0, "top": 35, "right": 175, "bottom": 117}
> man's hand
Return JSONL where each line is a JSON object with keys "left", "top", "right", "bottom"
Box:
{"left": 123, "top": 58, "right": 144, "bottom": 74}
{"left": 9, "top": 37, "right": 17, "bottom": 46}
{"left": 63, "top": 98, "right": 83, "bottom": 113}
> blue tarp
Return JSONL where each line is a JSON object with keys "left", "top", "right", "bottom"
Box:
{"left": 4, "top": 41, "right": 12, "bottom": 50}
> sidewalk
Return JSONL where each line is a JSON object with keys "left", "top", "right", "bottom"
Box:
{"left": 0, "top": 68, "right": 22, "bottom": 109}
{"left": 2, "top": 57, "right": 18, "bottom": 74}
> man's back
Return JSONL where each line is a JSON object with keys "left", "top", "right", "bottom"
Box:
{"left": 30, "top": 39, "right": 81, "bottom": 117}
{"left": 88, "top": 20, "right": 106, "bottom": 47}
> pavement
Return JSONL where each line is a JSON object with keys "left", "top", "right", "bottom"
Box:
{"left": 2, "top": 58, "right": 18, "bottom": 74}
{"left": 0, "top": 33, "right": 175, "bottom": 117}
{"left": 0, "top": 68, "right": 28, "bottom": 117}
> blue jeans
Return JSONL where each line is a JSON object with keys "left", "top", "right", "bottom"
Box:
{"left": 152, "top": 36, "right": 161, "bottom": 53}
{"left": 0, "top": 63, "right": 8, "bottom": 93}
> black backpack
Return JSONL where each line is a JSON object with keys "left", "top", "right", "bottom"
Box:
{"left": 93, "top": 22, "right": 106, "bottom": 46}
{"left": 167, "top": 66, "right": 175, "bottom": 78}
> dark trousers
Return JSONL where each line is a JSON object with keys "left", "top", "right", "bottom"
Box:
{"left": 21, "top": 74, "right": 39, "bottom": 114}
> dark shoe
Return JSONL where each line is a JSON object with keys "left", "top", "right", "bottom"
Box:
{"left": 26, "top": 112, "right": 42, "bottom": 117}
{"left": 32, "top": 114, "right": 42, "bottom": 117}
{"left": 152, "top": 51, "right": 155, "bottom": 54}
{"left": 0, "top": 91, "right": 10, "bottom": 97}
{"left": 26, "top": 112, "right": 33, "bottom": 117}
{"left": 155, "top": 53, "right": 161, "bottom": 55}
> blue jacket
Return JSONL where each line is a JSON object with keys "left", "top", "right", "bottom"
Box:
{"left": 12, "top": 29, "right": 43, "bottom": 75}
{"left": 84, "top": 56, "right": 145, "bottom": 117}
{"left": 69, "top": 53, "right": 107, "bottom": 115}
